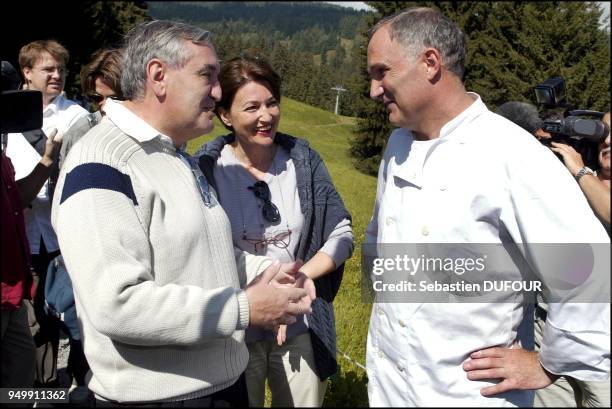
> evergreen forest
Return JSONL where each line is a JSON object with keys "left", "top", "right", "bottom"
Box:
{"left": 147, "top": 1, "right": 371, "bottom": 118}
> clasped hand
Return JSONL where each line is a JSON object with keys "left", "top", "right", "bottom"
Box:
{"left": 270, "top": 260, "right": 316, "bottom": 346}
{"left": 245, "top": 260, "right": 316, "bottom": 345}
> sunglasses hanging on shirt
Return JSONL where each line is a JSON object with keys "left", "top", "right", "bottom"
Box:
{"left": 248, "top": 180, "right": 281, "bottom": 223}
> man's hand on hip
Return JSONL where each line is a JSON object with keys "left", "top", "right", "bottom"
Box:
{"left": 463, "top": 345, "right": 557, "bottom": 396}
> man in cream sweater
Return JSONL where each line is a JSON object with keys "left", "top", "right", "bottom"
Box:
{"left": 52, "top": 20, "right": 313, "bottom": 407}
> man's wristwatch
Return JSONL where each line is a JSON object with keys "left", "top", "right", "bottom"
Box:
{"left": 575, "top": 166, "right": 594, "bottom": 182}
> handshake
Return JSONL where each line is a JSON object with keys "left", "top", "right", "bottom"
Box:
{"left": 245, "top": 260, "right": 316, "bottom": 345}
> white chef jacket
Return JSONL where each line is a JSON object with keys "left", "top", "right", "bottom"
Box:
{"left": 6, "top": 93, "right": 88, "bottom": 254}
{"left": 365, "top": 93, "right": 610, "bottom": 407}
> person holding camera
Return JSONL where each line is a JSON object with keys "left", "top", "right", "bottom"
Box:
{"left": 533, "top": 115, "right": 610, "bottom": 407}
{"left": 1, "top": 60, "right": 62, "bottom": 389}
{"left": 4, "top": 40, "right": 88, "bottom": 389}
{"left": 549, "top": 111, "right": 610, "bottom": 231}
{"left": 1, "top": 129, "right": 62, "bottom": 389}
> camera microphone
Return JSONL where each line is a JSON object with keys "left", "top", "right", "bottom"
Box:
{"left": 496, "top": 101, "right": 543, "bottom": 134}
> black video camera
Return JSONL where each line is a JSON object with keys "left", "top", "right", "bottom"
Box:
{"left": 533, "top": 76, "right": 608, "bottom": 168}
{"left": 1, "top": 61, "right": 42, "bottom": 137}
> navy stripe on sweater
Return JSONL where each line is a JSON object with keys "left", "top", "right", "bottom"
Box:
{"left": 60, "top": 163, "right": 138, "bottom": 205}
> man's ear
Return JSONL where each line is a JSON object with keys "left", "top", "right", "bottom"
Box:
{"left": 218, "top": 107, "right": 232, "bottom": 128}
{"left": 22, "top": 68, "right": 32, "bottom": 88}
{"left": 146, "top": 59, "right": 166, "bottom": 97}
{"left": 422, "top": 48, "right": 442, "bottom": 80}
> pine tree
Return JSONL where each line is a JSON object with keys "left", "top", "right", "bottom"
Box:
{"left": 3, "top": 1, "right": 149, "bottom": 97}
{"left": 86, "top": 1, "right": 150, "bottom": 49}
{"left": 270, "top": 42, "right": 291, "bottom": 81}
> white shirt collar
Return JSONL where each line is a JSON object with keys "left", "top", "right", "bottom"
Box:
{"left": 438, "top": 92, "right": 487, "bottom": 139}
{"left": 104, "top": 98, "right": 175, "bottom": 146}
{"left": 43, "top": 92, "right": 65, "bottom": 117}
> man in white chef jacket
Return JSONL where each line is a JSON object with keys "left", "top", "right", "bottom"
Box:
{"left": 5, "top": 39, "right": 88, "bottom": 387}
{"left": 364, "top": 7, "right": 610, "bottom": 407}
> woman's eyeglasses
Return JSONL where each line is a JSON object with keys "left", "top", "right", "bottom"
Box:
{"left": 37, "top": 66, "right": 68, "bottom": 75}
{"left": 248, "top": 180, "right": 280, "bottom": 223}
{"left": 242, "top": 229, "right": 291, "bottom": 249}
{"left": 242, "top": 228, "right": 293, "bottom": 260}
{"left": 86, "top": 93, "right": 123, "bottom": 104}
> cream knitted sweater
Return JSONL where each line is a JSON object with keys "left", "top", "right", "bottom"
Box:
{"left": 51, "top": 110, "right": 270, "bottom": 402}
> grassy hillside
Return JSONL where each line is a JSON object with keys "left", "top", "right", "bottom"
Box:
{"left": 187, "top": 97, "right": 374, "bottom": 407}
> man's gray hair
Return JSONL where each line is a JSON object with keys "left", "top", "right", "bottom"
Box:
{"left": 369, "top": 7, "right": 466, "bottom": 79}
{"left": 496, "top": 101, "right": 542, "bottom": 134}
{"left": 121, "top": 20, "right": 213, "bottom": 100}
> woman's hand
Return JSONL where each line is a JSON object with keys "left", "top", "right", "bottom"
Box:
{"left": 550, "top": 142, "right": 585, "bottom": 176}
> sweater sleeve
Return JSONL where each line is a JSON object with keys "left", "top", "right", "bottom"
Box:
{"left": 233, "top": 247, "right": 273, "bottom": 287}
{"left": 53, "top": 160, "right": 249, "bottom": 347}
{"left": 309, "top": 147, "right": 354, "bottom": 265}
{"left": 319, "top": 218, "right": 354, "bottom": 268}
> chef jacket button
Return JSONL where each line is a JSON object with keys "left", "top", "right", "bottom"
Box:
{"left": 378, "top": 350, "right": 384, "bottom": 358}
{"left": 397, "top": 362, "right": 405, "bottom": 372}
{"left": 385, "top": 216, "right": 393, "bottom": 226}
{"left": 398, "top": 319, "right": 406, "bottom": 328}
{"left": 421, "top": 226, "right": 430, "bottom": 236}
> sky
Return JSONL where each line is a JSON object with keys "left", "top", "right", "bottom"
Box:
{"left": 600, "top": 1, "right": 610, "bottom": 28}
{"left": 326, "top": 1, "right": 375, "bottom": 12}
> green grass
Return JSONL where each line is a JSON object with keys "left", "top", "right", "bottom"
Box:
{"left": 187, "top": 97, "right": 375, "bottom": 407}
